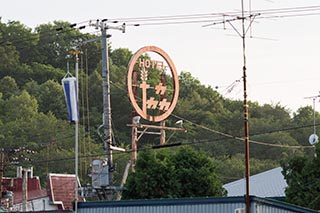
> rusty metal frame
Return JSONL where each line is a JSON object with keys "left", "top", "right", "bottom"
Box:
{"left": 128, "top": 123, "right": 185, "bottom": 164}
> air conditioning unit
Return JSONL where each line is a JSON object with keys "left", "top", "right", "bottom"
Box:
{"left": 235, "top": 208, "right": 245, "bottom": 213}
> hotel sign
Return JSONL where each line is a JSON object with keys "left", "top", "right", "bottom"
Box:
{"left": 127, "top": 46, "right": 179, "bottom": 122}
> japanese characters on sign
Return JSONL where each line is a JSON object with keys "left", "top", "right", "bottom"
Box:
{"left": 127, "top": 46, "right": 179, "bottom": 122}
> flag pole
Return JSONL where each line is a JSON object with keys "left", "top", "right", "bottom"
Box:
{"left": 75, "top": 51, "right": 79, "bottom": 212}
{"left": 62, "top": 49, "right": 80, "bottom": 210}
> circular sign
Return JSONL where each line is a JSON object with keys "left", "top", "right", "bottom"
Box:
{"left": 127, "top": 46, "right": 179, "bottom": 122}
{"left": 309, "top": 133, "right": 319, "bottom": 145}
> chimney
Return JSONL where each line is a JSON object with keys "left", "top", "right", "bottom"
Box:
{"left": 17, "top": 167, "right": 33, "bottom": 178}
{"left": 17, "top": 166, "right": 22, "bottom": 178}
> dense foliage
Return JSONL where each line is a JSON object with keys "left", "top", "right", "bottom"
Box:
{"left": 123, "top": 147, "right": 226, "bottom": 199}
{"left": 0, "top": 19, "right": 319, "bottom": 207}
{"left": 281, "top": 144, "right": 320, "bottom": 210}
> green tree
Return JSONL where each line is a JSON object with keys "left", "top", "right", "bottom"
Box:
{"left": 34, "top": 21, "right": 102, "bottom": 71}
{"left": 36, "top": 80, "right": 66, "bottom": 119}
{"left": 0, "top": 76, "right": 19, "bottom": 99}
{"left": 87, "top": 70, "right": 103, "bottom": 126}
{"left": 29, "top": 62, "right": 65, "bottom": 84}
{"left": 172, "top": 147, "right": 226, "bottom": 197}
{"left": 0, "top": 19, "right": 20, "bottom": 72}
{"left": 281, "top": 143, "right": 320, "bottom": 210}
{"left": 250, "top": 132, "right": 301, "bottom": 161}
{"left": 0, "top": 91, "right": 40, "bottom": 150}
{"left": 250, "top": 102, "right": 291, "bottom": 134}
{"left": 123, "top": 149, "right": 179, "bottom": 199}
{"left": 22, "top": 80, "right": 40, "bottom": 97}
{"left": 34, "top": 21, "right": 82, "bottom": 69}
{"left": 291, "top": 106, "right": 318, "bottom": 146}
{"left": 1, "top": 90, "right": 38, "bottom": 124}
{"left": 110, "top": 48, "right": 132, "bottom": 67}
{"left": 175, "top": 71, "right": 226, "bottom": 151}
{"left": 23, "top": 74, "right": 75, "bottom": 121}
{"left": 109, "top": 49, "right": 133, "bottom": 142}
{"left": 0, "top": 44, "right": 19, "bottom": 73}
{"left": 123, "top": 147, "right": 226, "bottom": 199}
{"left": 1, "top": 20, "right": 39, "bottom": 64}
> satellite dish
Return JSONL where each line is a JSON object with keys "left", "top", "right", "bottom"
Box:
{"left": 308, "top": 133, "right": 319, "bottom": 145}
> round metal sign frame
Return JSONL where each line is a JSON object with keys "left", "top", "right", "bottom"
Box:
{"left": 127, "top": 46, "right": 179, "bottom": 122}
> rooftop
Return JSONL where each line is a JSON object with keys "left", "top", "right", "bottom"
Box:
{"left": 223, "top": 167, "right": 287, "bottom": 197}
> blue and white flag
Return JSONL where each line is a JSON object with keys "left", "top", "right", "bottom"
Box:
{"left": 62, "top": 77, "right": 79, "bottom": 122}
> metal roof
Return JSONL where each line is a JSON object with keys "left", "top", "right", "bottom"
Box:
{"left": 77, "top": 196, "right": 318, "bottom": 213}
{"left": 223, "top": 167, "right": 287, "bottom": 197}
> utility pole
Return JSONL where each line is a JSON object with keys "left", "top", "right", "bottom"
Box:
{"left": 101, "top": 21, "right": 113, "bottom": 183}
{"left": 304, "top": 94, "right": 320, "bottom": 153}
{"left": 241, "top": 0, "right": 251, "bottom": 211}
{"left": 218, "top": 1, "right": 258, "bottom": 212}
{"left": 22, "top": 168, "right": 28, "bottom": 212}
{"left": 304, "top": 94, "right": 320, "bottom": 135}
{"left": 90, "top": 19, "right": 125, "bottom": 191}
{"left": 68, "top": 21, "right": 125, "bottom": 200}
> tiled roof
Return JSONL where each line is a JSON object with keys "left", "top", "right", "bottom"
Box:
{"left": 223, "top": 167, "right": 287, "bottom": 197}
{"left": 2, "top": 177, "right": 47, "bottom": 205}
{"left": 47, "top": 173, "right": 83, "bottom": 210}
{"left": 3, "top": 177, "right": 41, "bottom": 192}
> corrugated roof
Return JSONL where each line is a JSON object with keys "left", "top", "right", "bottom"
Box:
{"left": 77, "top": 196, "right": 318, "bottom": 213}
{"left": 223, "top": 167, "right": 287, "bottom": 197}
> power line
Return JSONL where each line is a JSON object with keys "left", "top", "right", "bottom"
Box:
{"left": 101, "top": 5, "right": 320, "bottom": 27}
{"left": 2, "top": 5, "right": 320, "bottom": 47}
{"left": 105, "top": 5, "right": 320, "bottom": 23}
{"left": 109, "top": 72, "right": 315, "bottom": 149}
{"left": 171, "top": 113, "right": 315, "bottom": 149}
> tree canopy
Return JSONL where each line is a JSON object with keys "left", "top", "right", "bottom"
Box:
{"left": 122, "top": 147, "right": 226, "bottom": 199}
{"left": 281, "top": 144, "right": 320, "bottom": 210}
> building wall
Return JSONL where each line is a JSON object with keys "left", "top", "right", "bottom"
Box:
{"left": 12, "top": 197, "right": 58, "bottom": 212}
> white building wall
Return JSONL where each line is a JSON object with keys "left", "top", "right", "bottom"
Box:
{"left": 12, "top": 196, "right": 58, "bottom": 212}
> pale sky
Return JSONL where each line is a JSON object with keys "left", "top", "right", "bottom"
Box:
{"left": 1, "top": 0, "right": 320, "bottom": 113}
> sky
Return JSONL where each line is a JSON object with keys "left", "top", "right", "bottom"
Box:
{"left": 1, "top": 0, "right": 320, "bottom": 113}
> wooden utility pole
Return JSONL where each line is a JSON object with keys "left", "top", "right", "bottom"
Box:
{"left": 240, "top": 0, "right": 251, "bottom": 212}
{"left": 22, "top": 168, "right": 28, "bottom": 212}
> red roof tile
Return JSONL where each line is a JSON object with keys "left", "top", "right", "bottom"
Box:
{"left": 3, "top": 177, "right": 41, "bottom": 192}
{"left": 47, "top": 174, "right": 83, "bottom": 210}
{"left": 2, "top": 177, "right": 47, "bottom": 205}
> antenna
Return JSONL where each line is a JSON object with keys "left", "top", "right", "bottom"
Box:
{"left": 203, "top": 2, "right": 258, "bottom": 212}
